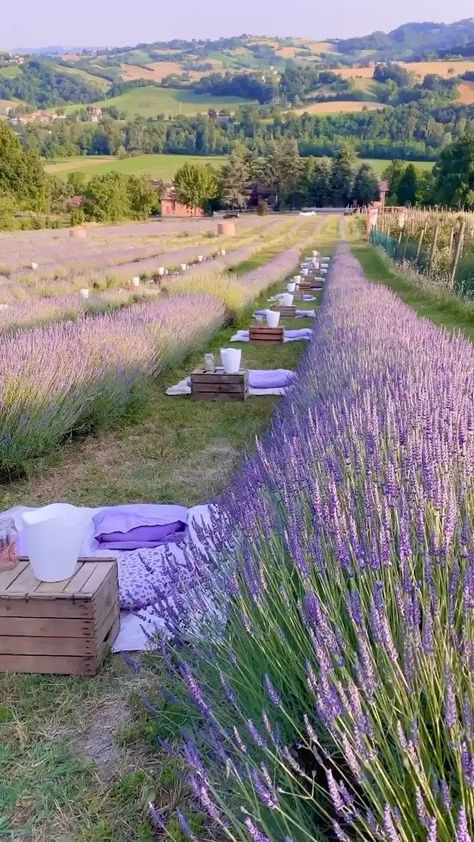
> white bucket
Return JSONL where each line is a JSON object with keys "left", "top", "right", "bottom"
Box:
{"left": 79, "top": 288, "right": 90, "bottom": 299}
{"left": 198, "top": 255, "right": 204, "bottom": 262}
{"left": 287, "top": 282, "right": 296, "bottom": 293}
{"left": 302, "top": 269, "right": 309, "bottom": 277}
{"left": 180, "top": 263, "right": 187, "bottom": 272}
{"left": 158, "top": 267, "right": 165, "bottom": 276}
{"left": 281, "top": 293, "right": 293, "bottom": 306}
{"left": 266, "top": 310, "right": 280, "bottom": 328}
{"left": 294, "top": 275, "right": 301, "bottom": 284}
{"left": 220, "top": 348, "right": 241, "bottom": 374}
{"left": 132, "top": 276, "right": 140, "bottom": 287}
{"left": 31, "top": 262, "right": 38, "bottom": 270}
{"left": 312, "top": 250, "right": 319, "bottom": 257}
{"left": 20, "top": 504, "right": 87, "bottom": 582}
{"left": 220, "top": 249, "right": 226, "bottom": 257}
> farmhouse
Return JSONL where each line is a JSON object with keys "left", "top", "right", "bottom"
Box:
{"left": 160, "top": 186, "right": 204, "bottom": 217}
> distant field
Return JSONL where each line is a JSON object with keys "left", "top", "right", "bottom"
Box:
{"left": 333, "top": 59, "right": 474, "bottom": 80}
{"left": 457, "top": 80, "right": 474, "bottom": 104}
{"left": 54, "top": 64, "right": 111, "bottom": 91}
{"left": 44, "top": 153, "right": 227, "bottom": 180}
{"left": 44, "top": 152, "right": 433, "bottom": 181}
{"left": 294, "top": 100, "right": 386, "bottom": 114}
{"left": 88, "top": 86, "right": 252, "bottom": 117}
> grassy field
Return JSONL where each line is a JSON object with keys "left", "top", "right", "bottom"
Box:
{"left": 44, "top": 152, "right": 434, "bottom": 181}
{"left": 81, "top": 86, "right": 252, "bottom": 117}
{"left": 44, "top": 153, "right": 227, "bottom": 180}
{"left": 0, "top": 228, "right": 333, "bottom": 841}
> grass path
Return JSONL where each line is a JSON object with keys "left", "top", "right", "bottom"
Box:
{"left": 0, "top": 229, "right": 335, "bottom": 841}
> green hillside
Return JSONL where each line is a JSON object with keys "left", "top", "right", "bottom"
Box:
{"left": 90, "top": 86, "right": 253, "bottom": 117}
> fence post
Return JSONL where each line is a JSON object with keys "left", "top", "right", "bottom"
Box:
{"left": 415, "top": 223, "right": 427, "bottom": 264}
{"left": 450, "top": 221, "right": 467, "bottom": 290}
{"left": 429, "top": 224, "right": 440, "bottom": 272}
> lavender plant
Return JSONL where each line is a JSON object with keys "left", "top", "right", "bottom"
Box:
{"left": 155, "top": 244, "right": 474, "bottom": 841}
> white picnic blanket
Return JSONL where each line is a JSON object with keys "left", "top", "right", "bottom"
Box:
{"left": 166, "top": 377, "right": 288, "bottom": 397}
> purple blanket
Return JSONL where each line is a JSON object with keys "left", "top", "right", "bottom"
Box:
{"left": 93, "top": 504, "right": 188, "bottom": 550}
{"left": 285, "top": 328, "right": 313, "bottom": 340}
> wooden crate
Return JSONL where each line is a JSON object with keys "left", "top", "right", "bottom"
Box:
{"left": 191, "top": 368, "right": 248, "bottom": 401}
{"left": 298, "top": 280, "right": 312, "bottom": 290}
{"left": 249, "top": 325, "right": 284, "bottom": 344}
{"left": 271, "top": 305, "right": 296, "bottom": 317}
{"left": 0, "top": 557, "right": 120, "bottom": 676}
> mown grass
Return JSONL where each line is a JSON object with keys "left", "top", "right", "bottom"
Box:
{"left": 352, "top": 242, "right": 474, "bottom": 343}
{"left": 0, "top": 233, "right": 332, "bottom": 841}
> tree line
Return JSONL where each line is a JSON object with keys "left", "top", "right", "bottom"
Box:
{"left": 14, "top": 99, "right": 474, "bottom": 164}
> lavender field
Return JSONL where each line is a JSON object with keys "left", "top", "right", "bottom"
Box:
{"left": 157, "top": 243, "right": 474, "bottom": 840}
{"left": 0, "top": 215, "right": 318, "bottom": 475}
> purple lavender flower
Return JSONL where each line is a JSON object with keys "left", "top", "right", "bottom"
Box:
{"left": 456, "top": 806, "right": 472, "bottom": 842}
{"left": 244, "top": 817, "right": 271, "bottom": 842}
{"left": 264, "top": 674, "right": 282, "bottom": 707}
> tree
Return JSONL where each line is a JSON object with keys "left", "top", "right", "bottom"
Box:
{"left": 126, "top": 176, "right": 158, "bottom": 218}
{"left": 383, "top": 160, "right": 406, "bottom": 205}
{"left": 0, "top": 121, "right": 49, "bottom": 212}
{"left": 261, "top": 139, "right": 305, "bottom": 208}
{"left": 173, "top": 162, "right": 218, "bottom": 211}
{"left": 330, "top": 144, "right": 355, "bottom": 206}
{"left": 433, "top": 135, "right": 474, "bottom": 209}
{"left": 66, "top": 171, "right": 87, "bottom": 196}
{"left": 352, "top": 164, "right": 380, "bottom": 207}
{"left": 82, "top": 173, "right": 130, "bottom": 222}
{"left": 397, "top": 164, "right": 418, "bottom": 205}
{"left": 220, "top": 145, "right": 252, "bottom": 209}
{"left": 305, "top": 157, "right": 332, "bottom": 207}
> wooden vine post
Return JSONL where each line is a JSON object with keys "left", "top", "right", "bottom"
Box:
{"left": 415, "top": 222, "right": 427, "bottom": 264}
{"left": 429, "top": 224, "right": 440, "bottom": 272}
{"left": 450, "top": 220, "right": 467, "bottom": 290}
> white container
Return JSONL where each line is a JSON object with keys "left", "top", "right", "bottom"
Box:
{"left": 31, "top": 262, "right": 38, "bottom": 270}
{"left": 220, "top": 347, "right": 241, "bottom": 374}
{"left": 180, "top": 263, "right": 187, "bottom": 272}
{"left": 287, "top": 282, "right": 296, "bottom": 293}
{"left": 198, "top": 255, "right": 204, "bottom": 262}
{"left": 302, "top": 268, "right": 309, "bottom": 277}
{"left": 132, "top": 276, "right": 140, "bottom": 287}
{"left": 266, "top": 310, "right": 280, "bottom": 328}
{"left": 312, "top": 250, "right": 319, "bottom": 257}
{"left": 158, "top": 267, "right": 165, "bottom": 276}
{"left": 281, "top": 293, "right": 294, "bottom": 306}
{"left": 220, "top": 249, "right": 226, "bottom": 257}
{"left": 294, "top": 275, "right": 301, "bottom": 284}
{"left": 20, "top": 504, "right": 87, "bottom": 582}
{"left": 79, "top": 288, "right": 90, "bottom": 299}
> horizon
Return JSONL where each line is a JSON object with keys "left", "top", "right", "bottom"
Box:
{"left": 2, "top": 1, "right": 474, "bottom": 51}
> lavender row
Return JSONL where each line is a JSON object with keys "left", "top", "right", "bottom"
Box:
{"left": 157, "top": 244, "right": 474, "bottom": 841}
{"left": 0, "top": 293, "right": 225, "bottom": 475}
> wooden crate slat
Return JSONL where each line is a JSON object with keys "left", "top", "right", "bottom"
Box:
{"left": 192, "top": 392, "right": 248, "bottom": 401}
{"left": 272, "top": 305, "right": 296, "bottom": 317}
{"left": 63, "top": 562, "right": 99, "bottom": 594}
{"left": 192, "top": 382, "right": 245, "bottom": 394}
{"left": 80, "top": 561, "right": 116, "bottom": 596}
{"left": 0, "top": 598, "right": 91, "bottom": 619}
{"left": 249, "top": 325, "right": 284, "bottom": 344}
{"left": 4, "top": 564, "right": 42, "bottom": 594}
{"left": 191, "top": 369, "right": 248, "bottom": 402}
{"left": 0, "top": 634, "right": 95, "bottom": 657}
{"left": 0, "top": 563, "right": 29, "bottom": 593}
{"left": 0, "top": 654, "right": 97, "bottom": 676}
{"left": 0, "top": 616, "right": 94, "bottom": 638}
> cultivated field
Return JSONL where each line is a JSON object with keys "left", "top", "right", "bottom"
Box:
{"left": 332, "top": 58, "right": 474, "bottom": 80}
{"left": 44, "top": 152, "right": 226, "bottom": 180}
{"left": 293, "top": 100, "right": 386, "bottom": 114}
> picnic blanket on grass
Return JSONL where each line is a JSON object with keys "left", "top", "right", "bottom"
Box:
{"left": 2, "top": 502, "right": 215, "bottom": 651}
{"left": 166, "top": 368, "right": 295, "bottom": 397}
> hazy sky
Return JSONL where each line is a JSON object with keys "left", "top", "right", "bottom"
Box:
{"left": 2, "top": 0, "right": 473, "bottom": 49}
